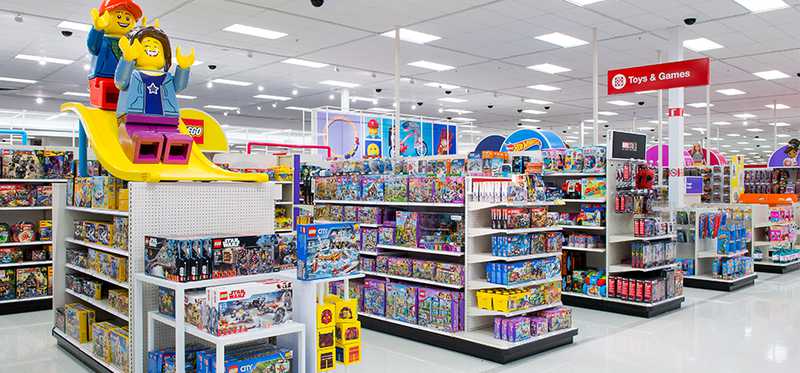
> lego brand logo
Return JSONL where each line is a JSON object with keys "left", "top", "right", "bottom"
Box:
{"left": 212, "top": 239, "right": 222, "bottom": 249}
{"left": 308, "top": 227, "right": 317, "bottom": 237}
{"left": 182, "top": 118, "right": 205, "bottom": 144}
{"left": 222, "top": 238, "right": 240, "bottom": 247}
{"left": 219, "top": 291, "right": 228, "bottom": 300}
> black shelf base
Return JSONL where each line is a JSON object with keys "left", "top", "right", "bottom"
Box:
{"left": 684, "top": 275, "right": 756, "bottom": 291}
{"left": 0, "top": 298, "right": 51, "bottom": 315}
{"left": 53, "top": 328, "right": 113, "bottom": 373}
{"left": 562, "top": 293, "right": 683, "bottom": 318}
{"left": 360, "top": 314, "right": 578, "bottom": 364}
{"left": 754, "top": 261, "right": 800, "bottom": 274}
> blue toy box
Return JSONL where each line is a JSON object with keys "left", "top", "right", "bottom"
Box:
{"left": 297, "top": 223, "right": 360, "bottom": 280}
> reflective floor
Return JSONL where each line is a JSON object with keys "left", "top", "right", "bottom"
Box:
{"left": 2, "top": 270, "right": 798, "bottom": 373}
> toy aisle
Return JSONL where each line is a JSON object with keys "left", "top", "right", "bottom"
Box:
{"left": 4, "top": 1, "right": 800, "bottom": 373}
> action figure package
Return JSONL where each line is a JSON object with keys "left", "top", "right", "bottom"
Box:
{"left": 408, "top": 177, "right": 435, "bottom": 203}
{"left": 0, "top": 184, "right": 32, "bottom": 207}
{"left": 33, "top": 185, "right": 52, "bottom": 206}
{"left": 384, "top": 176, "right": 408, "bottom": 202}
{"left": 434, "top": 177, "right": 465, "bottom": 204}
{"left": 16, "top": 266, "right": 48, "bottom": 298}
{"left": 1, "top": 150, "right": 43, "bottom": 179}
{"left": 0, "top": 248, "right": 22, "bottom": 264}
{"left": 42, "top": 150, "right": 73, "bottom": 179}
{"left": 206, "top": 279, "right": 293, "bottom": 336}
{"left": 297, "top": 223, "right": 360, "bottom": 280}
{"left": 361, "top": 176, "right": 385, "bottom": 201}
{"left": 73, "top": 177, "right": 94, "bottom": 208}
{"left": 582, "top": 146, "right": 606, "bottom": 174}
{"left": 92, "top": 176, "right": 118, "bottom": 210}
{"left": 395, "top": 211, "right": 418, "bottom": 247}
{"left": 0, "top": 269, "right": 14, "bottom": 300}
{"left": 65, "top": 303, "right": 96, "bottom": 343}
{"left": 12, "top": 221, "right": 36, "bottom": 242}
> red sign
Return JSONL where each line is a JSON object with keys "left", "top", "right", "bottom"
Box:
{"left": 608, "top": 58, "right": 710, "bottom": 95}
{"left": 668, "top": 108, "right": 684, "bottom": 117}
{"left": 182, "top": 118, "right": 205, "bottom": 144}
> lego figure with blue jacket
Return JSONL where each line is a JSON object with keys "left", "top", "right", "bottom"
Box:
{"left": 115, "top": 24, "right": 195, "bottom": 164}
{"left": 87, "top": 0, "right": 143, "bottom": 110}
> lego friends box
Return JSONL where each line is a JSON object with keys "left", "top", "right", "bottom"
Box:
{"left": 297, "top": 223, "right": 360, "bottom": 280}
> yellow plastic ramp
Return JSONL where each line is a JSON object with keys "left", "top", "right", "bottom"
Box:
{"left": 61, "top": 102, "right": 266, "bottom": 182}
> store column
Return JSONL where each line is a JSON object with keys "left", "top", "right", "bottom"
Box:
{"left": 667, "top": 27, "right": 685, "bottom": 207}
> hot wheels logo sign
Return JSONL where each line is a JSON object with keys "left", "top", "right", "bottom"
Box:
{"left": 504, "top": 137, "right": 541, "bottom": 152}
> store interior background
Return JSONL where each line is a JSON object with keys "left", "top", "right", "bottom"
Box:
{"left": 2, "top": 0, "right": 800, "bottom": 161}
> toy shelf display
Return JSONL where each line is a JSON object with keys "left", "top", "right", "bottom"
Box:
{"left": 751, "top": 204, "right": 800, "bottom": 274}
{"left": 685, "top": 166, "right": 733, "bottom": 203}
{"left": 674, "top": 206, "right": 759, "bottom": 291}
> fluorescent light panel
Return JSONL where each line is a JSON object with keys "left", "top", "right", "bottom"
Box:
{"left": 452, "top": 117, "right": 476, "bottom": 122}
{"left": 565, "top": 0, "right": 605, "bottom": 5}
{"left": 424, "top": 82, "right": 460, "bottom": 89}
{"left": 204, "top": 105, "right": 239, "bottom": 111}
{"left": 687, "top": 102, "right": 714, "bottom": 108}
{"left": 717, "top": 88, "right": 746, "bottom": 96}
{"left": 527, "top": 63, "right": 571, "bottom": 74}
{"left": 211, "top": 79, "right": 253, "bottom": 86}
{"left": 437, "top": 97, "right": 467, "bottom": 103}
{"left": 733, "top": 0, "right": 789, "bottom": 13}
{"left": 320, "top": 80, "right": 360, "bottom": 88}
{"left": 443, "top": 109, "right": 472, "bottom": 114}
{"left": 57, "top": 21, "right": 91, "bottom": 32}
{"left": 528, "top": 84, "right": 560, "bottom": 91}
{"left": 713, "top": 121, "right": 731, "bottom": 125}
{"left": 520, "top": 119, "right": 541, "bottom": 123}
{"left": 683, "top": 38, "right": 724, "bottom": 52}
{"left": 770, "top": 122, "right": 790, "bottom": 127}
{"left": 63, "top": 91, "right": 89, "bottom": 97}
{"left": 0, "top": 76, "right": 36, "bottom": 84}
{"left": 367, "top": 108, "right": 394, "bottom": 113}
{"left": 408, "top": 60, "right": 455, "bottom": 72}
{"left": 285, "top": 106, "right": 312, "bottom": 112}
{"left": 608, "top": 100, "right": 635, "bottom": 106}
{"left": 281, "top": 58, "right": 328, "bottom": 68}
{"left": 535, "top": 32, "right": 588, "bottom": 48}
{"left": 766, "top": 104, "right": 790, "bottom": 110}
{"left": 734, "top": 113, "right": 756, "bottom": 119}
{"left": 175, "top": 94, "right": 197, "bottom": 100}
{"left": 524, "top": 99, "right": 552, "bottom": 105}
{"left": 753, "top": 70, "right": 789, "bottom": 80}
{"left": 598, "top": 111, "right": 618, "bottom": 116}
{"left": 16, "top": 54, "right": 73, "bottom": 65}
{"left": 522, "top": 109, "right": 546, "bottom": 115}
{"left": 350, "top": 96, "right": 378, "bottom": 104}
{"left": 223, "top": 24, "right": 287, "bottom": 39}
{"left": 254, "top": 94, "right": 292, "bottom": 101}
{"left": 380, "top": 28, "right": 441, "bottom": 44}
{"left": 745, "top": 128, "right": 764, "bottom": 132}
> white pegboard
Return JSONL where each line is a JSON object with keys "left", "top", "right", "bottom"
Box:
{"left": 130, "top": 181, "right": 277, "bottom": 372}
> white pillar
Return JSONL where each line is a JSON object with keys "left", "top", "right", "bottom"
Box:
{"left": 592, "top": 27, "right": 599, "bottom": 145}
{"left": 580, "top": 121, "right": 585, "bottom": 147}
{"left": 393, "top": 27, "right": 401, "bottom": 157}
{"left": 657, "top": 50, "right": 664, "bottom": 186}
{"left": 667, "top": 27, "right": 685, "bottom": 207}
{"left": 340, "top": 88, "right": 350, "bottom": 112}
{"left": 773, "top": 99, "right": 778, "bottom": 149}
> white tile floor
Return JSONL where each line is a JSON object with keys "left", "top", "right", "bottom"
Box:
{"left": 2, "top": 271, "right": 799, "bottom": 373}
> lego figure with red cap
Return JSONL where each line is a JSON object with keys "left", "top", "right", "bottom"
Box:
{"left": 87, "top": 0, "right": 142, "bottom": 111}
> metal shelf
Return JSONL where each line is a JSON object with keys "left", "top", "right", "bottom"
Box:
{"left": 468, "top": 302, "right": 562, "bottom": 317}
{"left": 315, "top": 200, "right": 464, "bottom": 208}
{"left": 608, "top": 234, "right": 675, "bottom": 243}
{"left": 149, "top": 311, "right": 304, "bottom": 346}
{"left": 0, "top": 240, "right": 52, "bottom": 248}
{"left": 376, "top": 244, "right": 464, "bottom": 257}
{"left": 562, "top": 246, "right": 606, "bottom": 253}
{"left": 66, "top": 206, "right": 129, "bottom": 217}
{"left": 608, "top": 262, "right": 679, "bottom": 273}
{"left": 467, "top": 252, "right": 560, "bottom": 264}
{"left": 0, "top": 295, "right": 53, "bottom": 304}
{"left": 362, "top": 270, "right": 463, "bottom": 289}
{"left": 52, "top": 328, "right": 123, "bottom": 373}
{"left": 0, "top": 260, "right": 52, "bottom": 268}
{"left": 468, "top": 226, "right": 562, "bottom": 238}
{"left": 65, "top": 264, "right": 129, "bottom": 289}
{"left": 0, "top": 179, "right": 67, "bottom": 183}
{"left": 65, "top": 289, "right": 129, "bottom": 322}
{"left": 65, "top": 238, "right": 129, "bottom": 257}
{"left": 0, "top": 206, "right": 51, "bottom": 211}
{"left": 469, "top": 276, "right": 561, "bottom": 290}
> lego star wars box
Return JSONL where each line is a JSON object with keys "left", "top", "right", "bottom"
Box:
{"left": 206, "top": 279, "right": 293, "bottom": 336}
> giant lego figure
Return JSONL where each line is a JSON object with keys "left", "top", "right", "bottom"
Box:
{"left": 115, "top": 24, "right": 195, "bottom": 164}
{"left": 87, "top": 0, "right": 143, "bottom": 110}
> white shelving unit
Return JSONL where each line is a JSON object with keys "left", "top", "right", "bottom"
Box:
{"left": 751, "top": 204, "right": 800, "bottom": 274}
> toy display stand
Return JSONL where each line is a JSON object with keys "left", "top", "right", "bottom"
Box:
{"left": 676, "top": 204, "right": 761, "bottom": 291}
{"left": 0, "top": 177, "right": 65, "bottom": 315}
{"left": 751, "top": 204, "right": 800, "bottom": 274}
{"left": 52, "top": 181, "right": 281, "bottom": 373}
{"left": 560, "top": 159, "right": 685, "bottom": 318}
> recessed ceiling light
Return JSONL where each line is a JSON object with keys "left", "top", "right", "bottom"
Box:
{"left": 734, "top": 113, "right": 756, "bottom": 119}
{"left": 63, "top": 91, "right": 89, "bottom": 97}
{"left": 175, "top": 94, "right": 197, "bottom": 100}
{"left": 754, "top": 138, "right": 767, "bottom": 142}
{"left": 16, "top": 54, "right": 73, "bottom": 65}
{"left": 254, "top": 94, "right": 292, "bottom": 101}
{"left": 522, "top": 109, "right": 546, "bottom": 115}
{"left": 527, "top": 84, "right": 561, "bottom": 91}
{"left": 319, "top": 80, "right": 360, "bottom": 88}
{"left": 57, "top": 21, "right": 91, "bottom": 32}
{"left": 766, "top": 104, "right": 790, "bottom": 110}
{"left": 424, "top": 82, "right": 460, "bottom": 90}
{"left": 535, "top": 32, "right": 588, "bottom": 48}
{"left": 687, "top": 102, "right": 714, "bottom": 108}
{"left": 733, "top": 0, "right": 789, "bottom": 13}
{"left": 350, "top": 96, "right": 378, "bottom": 104}
{"left": 713, "top": 121, "right": 731, "bottom": 125}
{"left": 281, "top": 58, "right": 328, "bottom": 68}
{"left": 608, "top": 100, "right": 635, "bottom": 106}
{"left": 565, "top": 0, "right": 605, "bottom": 5}
{"left": 753, "top": 70, "right": 790, "bottom": 80}
{"left": 452, "top": 117, "right": 476, "bottom": 122}
{"left": 598, "top": 111, "right": 618, "bottom": 116}
{"left": 380, "top": 28, "right": 441, "bottom": 44}
{"left": 770, "top": 122, "right": 790, "bottom": 127}
{"left": 584, "top": 119, "right": 608, "bottom": 124}
{"left": 683, "top": 38, "right": 724, "bottom": 52}
{"left": 204, "top": 105, "right": 239, "bottom": 111}
{"left": 727, "top": 133, "right": 741, "bottom": 137}
{"left": 722, "top": 144, "right": 732, "bottom": 148}
{"left": 527, "top": 63, "right": 571, "bottom": 74}
{"left": 777, "top": 134, "right": 791, "bottom": 138}
{"left": 524, "top": 99, "right": 553, "bottom": 105}
{"left": 745, "top": 128, "right": 764, "bottom": 132}
{"left": 285, "top": 106, "right": 312, "bottom": 112}
{"left": 438, "top": 97, "right": 468, "bottom": 103}
{"left": 408, "top": 60, "right": 455, "bottom": 72}
{"left": 717, "top": 88, "right": 746, "bottom": 96}
{"left": 520, "top": 118, "right": 541, "bottom": 123}
{"left": 0, "top": 76, "right": 36, "bottom": 84}
{"left": 367, "top": 107, "right": 394, "bottom": 113}
{"left": 444, "top": 109, "right": 473, "bottom": 115}
{"left": 211, "top": 79, "right": 253, "bottom": 87}
{"left": 223, "top": 24, "right": 287, "bottom": 39}
{"left": 691, "top": 127, "right": 706, "bottom": 132}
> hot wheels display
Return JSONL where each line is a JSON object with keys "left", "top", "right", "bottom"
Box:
{"left": 297, "top": 223, "right": 360, "bottom": 280}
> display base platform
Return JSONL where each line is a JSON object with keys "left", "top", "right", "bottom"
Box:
{"left": 0, "top": 297, "right": 52, "bottom": 315}
{"left": 754, "top": 260, "right": 800, "bottom": 274}
{"left": 561, "top": 292, "right": 684, "bottom": 318}
{"left": 53, "top": 328, "right": 114, "bottom": 373}
{"left": 684, "top": 273, "right": 757, "bottom": 291}
{"left": 360, "top": 314, "right": 577, "bottom": 364}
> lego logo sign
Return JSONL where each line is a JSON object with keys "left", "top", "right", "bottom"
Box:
{"left": 608, "top": 58, "right": 710, "bottom": 95}
{"left": 182, "top": 118, "right": 205, "bottom": 144}
{"left": 308, "top": 227, "right": 317, "bottom": 238}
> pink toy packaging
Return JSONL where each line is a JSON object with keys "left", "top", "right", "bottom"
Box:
{"left": 361, "top": 176, "right": 385, "bottom": 201}
{"left": 385, "top": 282, "right": 418, "bottom": 324}
{"left": 417, "top": 287, "right": 462, "bottom": 332}
{"left": 434, "top": 177, "right": 465, "bottom": 204}
{"left": 360, "top": 227, "right": 378, "bottom": 253}
{"left": 412, "top": 259, "right": 436, "bottom": 281}
{"left": 362, "top": 278, "right": 386, "bottom": 316}
{"left": 408, "top": 177, "right": 435, "bottom": 203}
{"left": 395, "top": 211, "right": 419, "bottom": 248}
{"left": 357, "top": 207, "right": 383, "bottom": 225}
{"left": 434, "top": 262, "right": 465, "bottom": 286}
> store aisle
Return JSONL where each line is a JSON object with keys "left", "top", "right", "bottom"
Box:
{"left": 3, "top": 271, "right": 799, "bottom": 373}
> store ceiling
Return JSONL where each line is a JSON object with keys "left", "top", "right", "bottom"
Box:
{"left": 1, "top": 0, "right": 800, "bottom": 160}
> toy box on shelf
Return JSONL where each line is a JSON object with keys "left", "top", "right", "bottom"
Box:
{"left": 750, "top": 204, "right": 800, "bottom": 274}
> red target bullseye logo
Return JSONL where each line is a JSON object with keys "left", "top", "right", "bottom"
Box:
{"left": 611, "top": 74, "right": 627, "bottom": 90}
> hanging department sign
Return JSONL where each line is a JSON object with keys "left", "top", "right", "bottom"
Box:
{"left": 608, "top": 58, "right": 710, "bottom": 95}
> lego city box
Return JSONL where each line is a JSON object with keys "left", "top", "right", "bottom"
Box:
{"left": 296, "top": 223, "right": 360, "bottom": 280}
{"left": 205, "top": 279, "right": 293, "bottom": 336}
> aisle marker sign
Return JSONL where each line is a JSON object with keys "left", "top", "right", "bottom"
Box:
{"left": 608, "top": 58, "right": 710, "bottom": 95}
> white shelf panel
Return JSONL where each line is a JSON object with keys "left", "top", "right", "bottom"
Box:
{"left": 559, "top": 225, "right": 606, "bottom": 231}
{"left": 377, "top": 244, "right": 465, "bottom": 257}
{"left": 754, "top": 259, "right": 800, "bottom": 267}
{"left": 0, "top": 240, "right": 52, "bottom": 248}
{"left": 468, "top": 201, "right": 564, "bottom": 211}
{"left": 684, "top": 273, "right": 757, "bottom": 283}
{"left": 315, "top": 221, "right": 381, "bottom": 228}
{"left": 315, "top": 200, "right": 464, "bottom": 208}
{"left": 66, "top": 206, "right": 129, "bottom": 217}
{"left": 358, "top": 312, "right": 462, "bottom": 338}
{"left": 0, "top": 206, "right": 51, "bottom": 211}
{"left": 562, "top": 246, "right": 606, "bottom": 253}
{"left": 150, "top": 311, "right": 304, "bottom": 346}
{"left": 0, "top": 295, "right": 52, "bottom": 304}
{"left": 66, "top": 264, "right": 129, "bottom": 289}
{"left": 468, "top": 302, "right": 562, "bottom": 317}
{"left": 53, "top": 328, "right": 123, "bottom": 373}
{"left": 270, "top": 181, "right": 293, "bottom": 185}
{"left": 467, "top": 252, "right": 560, "bottom": 264}
{"left": 608, "top": 262, "right": 678, "bottom": 273}
{"left": 697, "top": 250, "right": 748, "bottom": 259}
{"left": 468, "top": 226, "right": 562, "bottom": 238}
{"left": 542, "top": 172, "right": 605, "bottom": 177}
{"left": 561, "top": 198, "right": 606, "bottom": 203}
{"left": 460, "top": 327, "right": 578, "bottom": 350}
{"left": 563, "top": 291, "right": 685, "bottom": 308}
{"left": 608, "top": 234, "right": 675, "bottom": 243}
{"left": 753, "top": 240, "right": 779, "bottom": 247}
{"left": 359, "top": 251, "right": 378, "bottom": 256}
{"left": 0, "top": 179, "right": 67, "bottom": 183}
{"left": 66, "top": 238, "right": 129, "bottom": 257}
{"left": 362, "top": 271, "right": 463, "bottom": 289}
{"left": 0, "top": 260, "right": 51, "bottom": 268}
{"left": 275, "top": 201, "right": 293, "bottom": 205}
{"left": 65, "top": 288, "right": 129, "bottom": 322}
{"left": 136, "top": 270, "right": 293, "bottom": 291}
{"left": 469, "top": 276, "right": 560, "bottom": 290}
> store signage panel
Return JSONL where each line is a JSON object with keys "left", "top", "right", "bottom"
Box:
{"left": 685, "top": 176, "right": 703, "bottom": 194}
{"left": 608, "top": 58, "right": 710, "bottom": 95}
{"left": 610, "top": 131, "right": 647, "bottom": 160}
